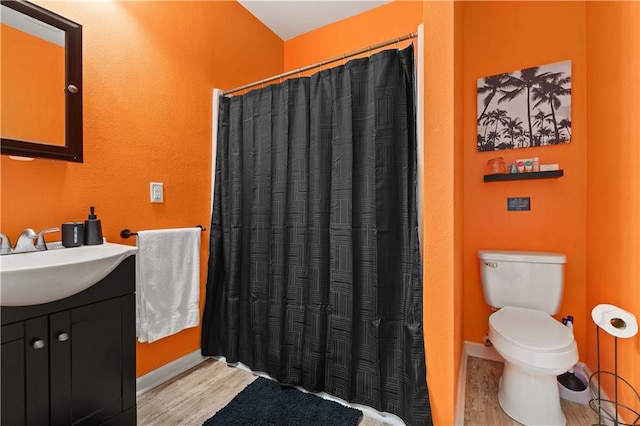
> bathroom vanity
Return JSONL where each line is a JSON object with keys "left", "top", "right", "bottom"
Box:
{"left": 0, "top": 256, "right": 136, "bottom": 425}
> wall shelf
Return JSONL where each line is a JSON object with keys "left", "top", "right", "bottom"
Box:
{"left": 483, "top": 170, "right": 564, "bottom": 182}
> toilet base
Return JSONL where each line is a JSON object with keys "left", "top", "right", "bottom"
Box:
{"left": 498, "top": 361, "right": 567, "bottom": 425}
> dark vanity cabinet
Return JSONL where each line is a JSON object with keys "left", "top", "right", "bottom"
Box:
{"left": 1, "top": 256, "right": 136, "bottom": 426}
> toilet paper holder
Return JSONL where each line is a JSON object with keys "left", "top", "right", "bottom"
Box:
{"left": 589, "top": 304, "right": 639, "bottom": 426}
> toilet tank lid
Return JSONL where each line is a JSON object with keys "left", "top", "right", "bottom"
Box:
{"left": 478, "top": 250, "right": 566, "bottom": 264}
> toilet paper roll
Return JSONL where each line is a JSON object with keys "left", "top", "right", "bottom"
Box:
{"left": 591, "top": 304, "right": 638, "bottom": 338}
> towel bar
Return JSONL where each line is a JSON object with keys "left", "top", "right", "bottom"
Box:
{"left": 120, "top": 225, "right": 205, "bottom": 239}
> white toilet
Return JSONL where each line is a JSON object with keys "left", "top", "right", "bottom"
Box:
{"left": 478, "top": 250, "right": 578, "bottom": 426}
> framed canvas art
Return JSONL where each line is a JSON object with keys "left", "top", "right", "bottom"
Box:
{"left": 477, "top": 60, "right": 572, "bottom": 152}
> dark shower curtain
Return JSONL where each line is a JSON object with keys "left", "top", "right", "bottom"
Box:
{"left": 202, "top": 45, "right": 431, "bottom": 425}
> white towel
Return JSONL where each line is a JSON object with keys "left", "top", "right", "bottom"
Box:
{"left": 136, "top": 228, "right": 201, "bottom": 343}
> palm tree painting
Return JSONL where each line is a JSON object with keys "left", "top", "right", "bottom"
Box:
{"left": 477, "top": 60, "right": 571, "bottom": 152}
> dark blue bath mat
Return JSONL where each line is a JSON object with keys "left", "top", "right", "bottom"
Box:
{"left": 203, "top": 377, "right": 363, "bottom": 426}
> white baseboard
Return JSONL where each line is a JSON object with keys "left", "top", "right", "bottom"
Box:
{"left": 454, "top": 341, "right": 503, "bottom": 425}
{"left": 464, "top": 340, "right": 504, "bottom": 362}
{"left": 453, "top": 345, "right": 468, "bottom": 426}
{"left": 136, "top": 350, "right": 206, "bottom": 396}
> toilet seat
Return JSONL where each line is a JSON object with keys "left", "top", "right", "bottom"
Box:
{"left": 490, "top": 306, "right": 575, "bottom": 352}
{"left": 489, "top": 306, "right": 578, "bottom": 373}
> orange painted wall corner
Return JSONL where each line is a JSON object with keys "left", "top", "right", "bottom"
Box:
{"left": 1, "top": 0, "right": 284, "bottom": 378}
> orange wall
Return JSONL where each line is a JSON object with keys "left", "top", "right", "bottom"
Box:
{"left": 453, "top": 1, "right": 465, "bottom": 423}
{"left": 586, "top": 1, "right": 640, "bottom": 415}
{"left": 0, "top": 0, "right": 283, "bottom": 377}
{"left": 11, "top": 1, "right": 636, "bottom": 422}
{"left": 2, "top": 1, "right": 462, "bottom": 419}
{"left": 1, "top": 24, "right": 65, "bottom": 145}
{"left": 284, "top": 1, "right": 422, "bottom": 72}
{"left": 422, "top": 2, "right": 464, "bottom": 424}
{"left": 462, "top": 1, "right": 589, "bottom": 361}
{"left": 285, "top": 2, "right": 462, "bottom": 424}
{"left": 462, "top": 1, "right": 640, "bottom": 415}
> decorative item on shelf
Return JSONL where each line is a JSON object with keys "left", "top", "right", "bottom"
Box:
{"left": 485, "top": 157, "right": 507, "bottom": 174}
{"left": 524, "top": 160, "right": 533, "bottom": 172}
{"left": 483, "top": 156, "right": 563, "bottom": 182}
{"left": 516, "top": 158, "right": 538, "bottom": 173}
{"left": 540, "top": 163, "right": 560, "bottom": 171}
{"left": 510, "top": 157, "right": 547, "bottom": 173}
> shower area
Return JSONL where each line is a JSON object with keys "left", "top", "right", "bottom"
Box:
{"left": 201, "top": 28, "right": 431, "bottom": 426}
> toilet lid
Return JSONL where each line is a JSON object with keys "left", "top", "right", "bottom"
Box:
{"left": 490, "top": 306, "right": 575, "bottom": 352}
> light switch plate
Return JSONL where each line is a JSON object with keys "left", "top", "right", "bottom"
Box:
{"left": 507, "top": 197, "right": 530, "bottom": 211}
{"left": 150, "top": 182, "right": 164, "bottom": 203}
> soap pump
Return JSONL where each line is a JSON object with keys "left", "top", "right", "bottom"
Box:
{"left": 84, "top": 206, "right": 103, "bottom": 245}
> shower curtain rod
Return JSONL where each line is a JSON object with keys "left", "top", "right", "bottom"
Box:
{"left": 222, "top": 32, "right": 417, "bottom": 96}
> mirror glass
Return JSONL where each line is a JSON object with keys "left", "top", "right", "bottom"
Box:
{"left": 0, "top": 0, "right": 83, "bottom": 162}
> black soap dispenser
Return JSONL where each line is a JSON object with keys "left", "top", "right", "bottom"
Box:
{"left": 84, "top": 206, "right": 103, "bottom": 245}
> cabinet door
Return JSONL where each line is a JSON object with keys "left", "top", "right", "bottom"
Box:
{"left": 25, "top": 316, "right": 50, "bottom": 425}
{"left": 49, "top": 311, "right": 72, "bottom": 425}
{"left": 2, "top": 317, "right": 50, "bottom": 426}
{"left": 1, "top": 322, "right": 26, "bottom": 426}
{"left": 69, "top": 298, "right": 123, "bottom": 426}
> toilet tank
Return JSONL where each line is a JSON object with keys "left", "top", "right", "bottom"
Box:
{"left": 478, "top": 250, "right": 567, "bottom": 315}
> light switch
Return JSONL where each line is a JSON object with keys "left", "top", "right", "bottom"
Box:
{"left": 507, "top": 197, "right": 530, "bottom": 211}
{"left": 150, "top": 182, "right": 164, "bottom": 203}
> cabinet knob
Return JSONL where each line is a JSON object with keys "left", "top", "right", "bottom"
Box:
{"left": 67, "top": 84, "right": 78, "bottom": 94}
{"left": 32, "top": 339, "right": 45, "bottom": 350}
{"left": 57, "top": 333, "right": 70, "bottom": 342}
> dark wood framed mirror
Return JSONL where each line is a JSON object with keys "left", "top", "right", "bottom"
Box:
{"left": 1, "top": 0, "right": 83, "bottom": 162}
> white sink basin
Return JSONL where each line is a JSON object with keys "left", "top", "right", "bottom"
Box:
{"left": 0, "top": 242, "right": 138, "bottom": 306}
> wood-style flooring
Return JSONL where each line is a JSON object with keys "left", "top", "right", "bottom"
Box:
{"left": 464, "top": 356, "right": 598, "bottom": 425}
{"left": 137, "top": 355, "right": 599, "bottom": 425}
{"left": 136, "top": 358, "right": 391, "bottom": 425}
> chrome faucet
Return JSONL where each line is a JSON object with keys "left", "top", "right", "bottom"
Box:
{"left": 0, "top": 233, "right": 11, "bottom": 255}
{"left": 35, "top": 228, "right": 60, "bottom": 250}
{"left": 2, "top": 227, "right": 60, "bottom": 255}
{"left": 13, "top": 229, "right": 39, "bottom": 253}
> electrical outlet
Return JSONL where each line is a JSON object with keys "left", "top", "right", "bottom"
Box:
{"left": 150, "top": 182, "right": 164, "bottom": 203}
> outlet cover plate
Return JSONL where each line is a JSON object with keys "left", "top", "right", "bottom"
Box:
{"left": 150, "top": 182, "right": 164, "bottom": 203}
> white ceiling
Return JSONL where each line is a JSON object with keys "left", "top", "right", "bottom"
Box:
{"left": 238, "top": 0, "right": 392, "bottom": 41}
